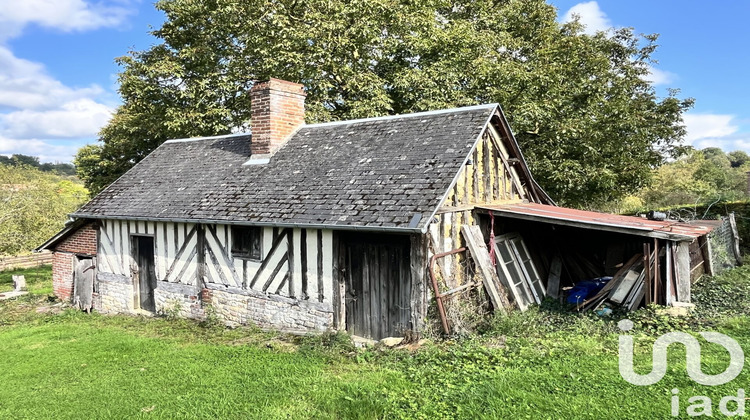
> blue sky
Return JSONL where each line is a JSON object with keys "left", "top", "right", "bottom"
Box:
{"left": 0, "top": 0, "right": 748, "bottom": 163}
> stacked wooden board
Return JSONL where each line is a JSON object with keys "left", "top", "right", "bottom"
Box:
{"left": 580, "top": 253, "right": 650, "bottom": 312}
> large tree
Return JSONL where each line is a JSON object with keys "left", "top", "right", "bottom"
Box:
{"left": 78, "top": 0, "right": 692, "bottom": 207}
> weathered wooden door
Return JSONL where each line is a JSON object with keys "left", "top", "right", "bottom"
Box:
{"left": 73, "top": 257, "right": 95, "bottom": 311}
{"left": 342, "top": 234, "right": 411, "bottom": 340}
{"left": 133, "top": 236, "right": 156, "bottom": 312}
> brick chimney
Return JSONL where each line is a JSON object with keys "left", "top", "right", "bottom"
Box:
{"left": 250, "top": 78, "right": 306, "bottom": 156}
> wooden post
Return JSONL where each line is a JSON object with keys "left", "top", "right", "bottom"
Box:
{"left": 196, "top": 224, "right": 206, "bottom": 296}
{"left": 461, "top": 225, "right": 511, "bottom": 314}
{"left": 410, "top": 234, "right": 428, "bottom": 335}
{"left": 699, "top": 235, "right": 714, "bottom": 277}
{"left": 546, "top": 254, "right": 562, "bottom": 299}
{"left": 675, "top": 241, "right": 691, "bottom": 303}
{"left": 729, "top": 213, "right": 743, "bottom": 266}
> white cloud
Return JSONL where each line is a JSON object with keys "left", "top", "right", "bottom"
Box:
{"left": 0, "top": 0, "right": 132, "bottom": 40}
{"left": 561, "top": 1, "right": 612, "bottom": 35}
{"left": 0, "top": 46, "right": 104, "bottom": 110}
{"left": 0, "top": 137, "right": 86, "bottom": 163}
{"left": 0, "top": 1, "right": 130, "bottom": 162}
{"left": 683, "top": 113, "right": 739, "bottom": 143}
{"left": 1, "top": 99, "right": 112, "bottom": 138}
{"left": 644, "top": 66, "right": 676, "bottom": 86}
{"left": 680, "top": 112, "right": 750, "bottom": 154}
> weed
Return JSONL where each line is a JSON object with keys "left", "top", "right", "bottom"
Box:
{"left": 159, "top": 299, "right": 183, "bottom": 320}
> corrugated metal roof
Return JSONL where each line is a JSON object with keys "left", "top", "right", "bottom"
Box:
{"left": 478, "top": 202, "right": 715, "bottom": 241}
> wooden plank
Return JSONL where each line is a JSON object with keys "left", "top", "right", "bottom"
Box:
{"left": 609, "top": 270, "right": 640, "bottom": 304}
{"left": 676, "top": 241, "right": 691, "bottom": 303}
{"left": 699, "top": 235, "right": 714, "bottom": 277}
{"left": 729, "top": 213, "right": 743, "bottom": 265}
{"left": 665, "top": 241, "right": 673, "bottom": 305}
{"left": 409, "top": 234, "right": 426, "bottom": 334}
{"left": 262, "top": 252, "right": 289, "bottom": 292}
{"left": 461, "top": 225, "right": 510, "bottom": 314}
{"left": 195, "top": 225, "right": 205, "bottom": 288}
{"left": 248, "top": 228, "right": 290, "bottom": 289}
{"left": 546, "top": 254, "right": 562, "bottom": 298}
{"left": 300, "top": 229, "right": 308, "bottom": 299}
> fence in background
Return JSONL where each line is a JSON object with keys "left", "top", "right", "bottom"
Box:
{"left": 0, "top": 252, "right": 53, "bottom": 271}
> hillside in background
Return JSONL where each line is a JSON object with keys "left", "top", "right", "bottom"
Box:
{"left": 0, "top": 163, "right": 87, "bottom": 255}
{"left": 0, "top": 154, "right": 76, "bottom": 176}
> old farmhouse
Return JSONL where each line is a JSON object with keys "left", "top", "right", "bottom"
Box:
{"left": 39, "top": 78, "right": 721, "bottom": 340}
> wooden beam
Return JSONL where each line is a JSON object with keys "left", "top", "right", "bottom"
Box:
{"left": 675, "top": 241, "right": 691, "bottom": 303}
{"left": 410, "top": 234, "right": 428, "bottom": 334}
{"left": 546, "top": 254, "right": 562, "bottom": 299}
{"left": 729, "top": 213, "right": 743, "bottom": 265}
{"left": 461, "top": 225, "right": 511, "bottom": 314}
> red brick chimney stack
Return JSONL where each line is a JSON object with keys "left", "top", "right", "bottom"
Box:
{"left": 250, "top": 78, "right": 306, "bottom": 156}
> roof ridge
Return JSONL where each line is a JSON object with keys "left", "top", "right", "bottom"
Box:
{"left": 303, "top": 103, "right": 498, "bottom": 129}
{"left": 164, "top": 132, "right": 251, "bottom": 144}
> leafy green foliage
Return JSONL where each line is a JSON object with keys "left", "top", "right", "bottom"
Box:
{"left": 0, "top": 154, "right": 76, "bottom": 176}
{"left": 78, "top": 0, "right": 692, "bottom": 206}
{"left": 636, "top": 148, "right": 749, "bottom": 209}
{"left": 0, "top": 165, "right": 88, "bottom": 255}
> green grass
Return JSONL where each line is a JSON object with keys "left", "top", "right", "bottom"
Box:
{"left": 1, "top": 265, "right": 750, "bottom": 418}
{"left": 0, "top": 264, "right": 52, "bottom": 295}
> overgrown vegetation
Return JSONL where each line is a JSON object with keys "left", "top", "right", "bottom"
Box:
{"left": 603, "top": 147, "right": 750, "bottom": 214}
{"left": 2, "top": 265, "right": 750, "bottom": 418}
{"left": 0, "top": 164, "right": 87, "bottom": 255}
{"left": 0, "top": 154, "right": 76, "bottom": 176}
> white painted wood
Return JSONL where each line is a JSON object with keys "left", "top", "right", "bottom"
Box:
{"left": 262, "top": 227, "right": 273, "bottom": 259}
{"left": 120, "top": 220, "right": 128, "bottom": 275}
{"left": 305, "top": 229, "right": 318, "bottom": 300}
{"left": 255, "top": 236, "right": 288, "bottom": 292}
{"left": 155, "top": 222, "right": 165, "bottom": 280}
{"left": 292, "top": 228, "right": 303, "bottom": 299}
{"left": 206, "top": 227, "right": 240, "bottom": 287}
{"left": 321, "top": 230, "right": 333, "bottom": 304}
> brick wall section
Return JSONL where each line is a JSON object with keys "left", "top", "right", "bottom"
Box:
{"left": 250, "top": 78, "right": 306, "bottom": 155}
{"left": 52, "top": 253, "right": 75, "bottom": 301}
{"left": 54, "top": 223, "right": 98, "bottom": 255}
{"left": 52, "top": 222, "right": 98, "bottom": 301}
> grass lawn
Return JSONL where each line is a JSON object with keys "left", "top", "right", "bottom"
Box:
{"left": 0, "top": 265, "right": 749, "bottom": 419}
{"left": 0, "top": 264, "right": 52, "bottom": 295}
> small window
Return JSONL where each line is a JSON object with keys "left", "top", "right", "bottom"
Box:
{"left": 231, "top": 226, "right": 262, "bottom": 260}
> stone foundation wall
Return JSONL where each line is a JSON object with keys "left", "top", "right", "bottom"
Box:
{"left": 92, "top": 274, "right": 333, "bottom": 333}
{"left": 95, "top": 272, "right": 133, "bottom": 313}
{"left": 154, "top": 281, "right": 203, "bottom": 318}
{"left": 204, "top": 284, "right": 334, "bottom": 333}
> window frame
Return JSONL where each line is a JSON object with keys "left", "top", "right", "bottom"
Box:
{"left": 231, "top": 226, "right": 263, "bottom": 261}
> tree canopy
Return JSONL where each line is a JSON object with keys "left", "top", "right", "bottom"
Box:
{"left": 0, "top": 154, "right": 76, "bottom": 176}
{"left": 0, "top": 165, "right": 88, "bottom": 255}
{"left": 77, "top": 0, "right": 693, "bottom": 207}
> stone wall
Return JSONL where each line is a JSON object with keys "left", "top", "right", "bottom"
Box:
{"left": 203, "top": 283, "right": 334, "bottom": 333}
{"left": 154, "top": 281, "right": 203, "bottom": 318}
{"left": 94, "top": 272, "right": 133, "bottom": 313}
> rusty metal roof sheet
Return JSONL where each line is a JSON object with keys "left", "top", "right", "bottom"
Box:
{"left": 478, "top": 202, "right": 715, "bottom": 241}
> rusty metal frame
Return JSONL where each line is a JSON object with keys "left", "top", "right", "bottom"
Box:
{"left": 429, "top": 247, "right": 479, "bottom": 335}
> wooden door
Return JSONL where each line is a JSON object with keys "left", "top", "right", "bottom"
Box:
{"left": 73, "top": 257, "right": 95, "bottom": 311}
{"left": 133, "top": 236, "right": 156, "bottom": 312}
{"left": 342, "top": 234, "right": 411, "bottom": 340}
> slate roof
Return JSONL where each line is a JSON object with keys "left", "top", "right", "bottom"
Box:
{"left": 74, "top": 104, "right": 497, "bottom": 232}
